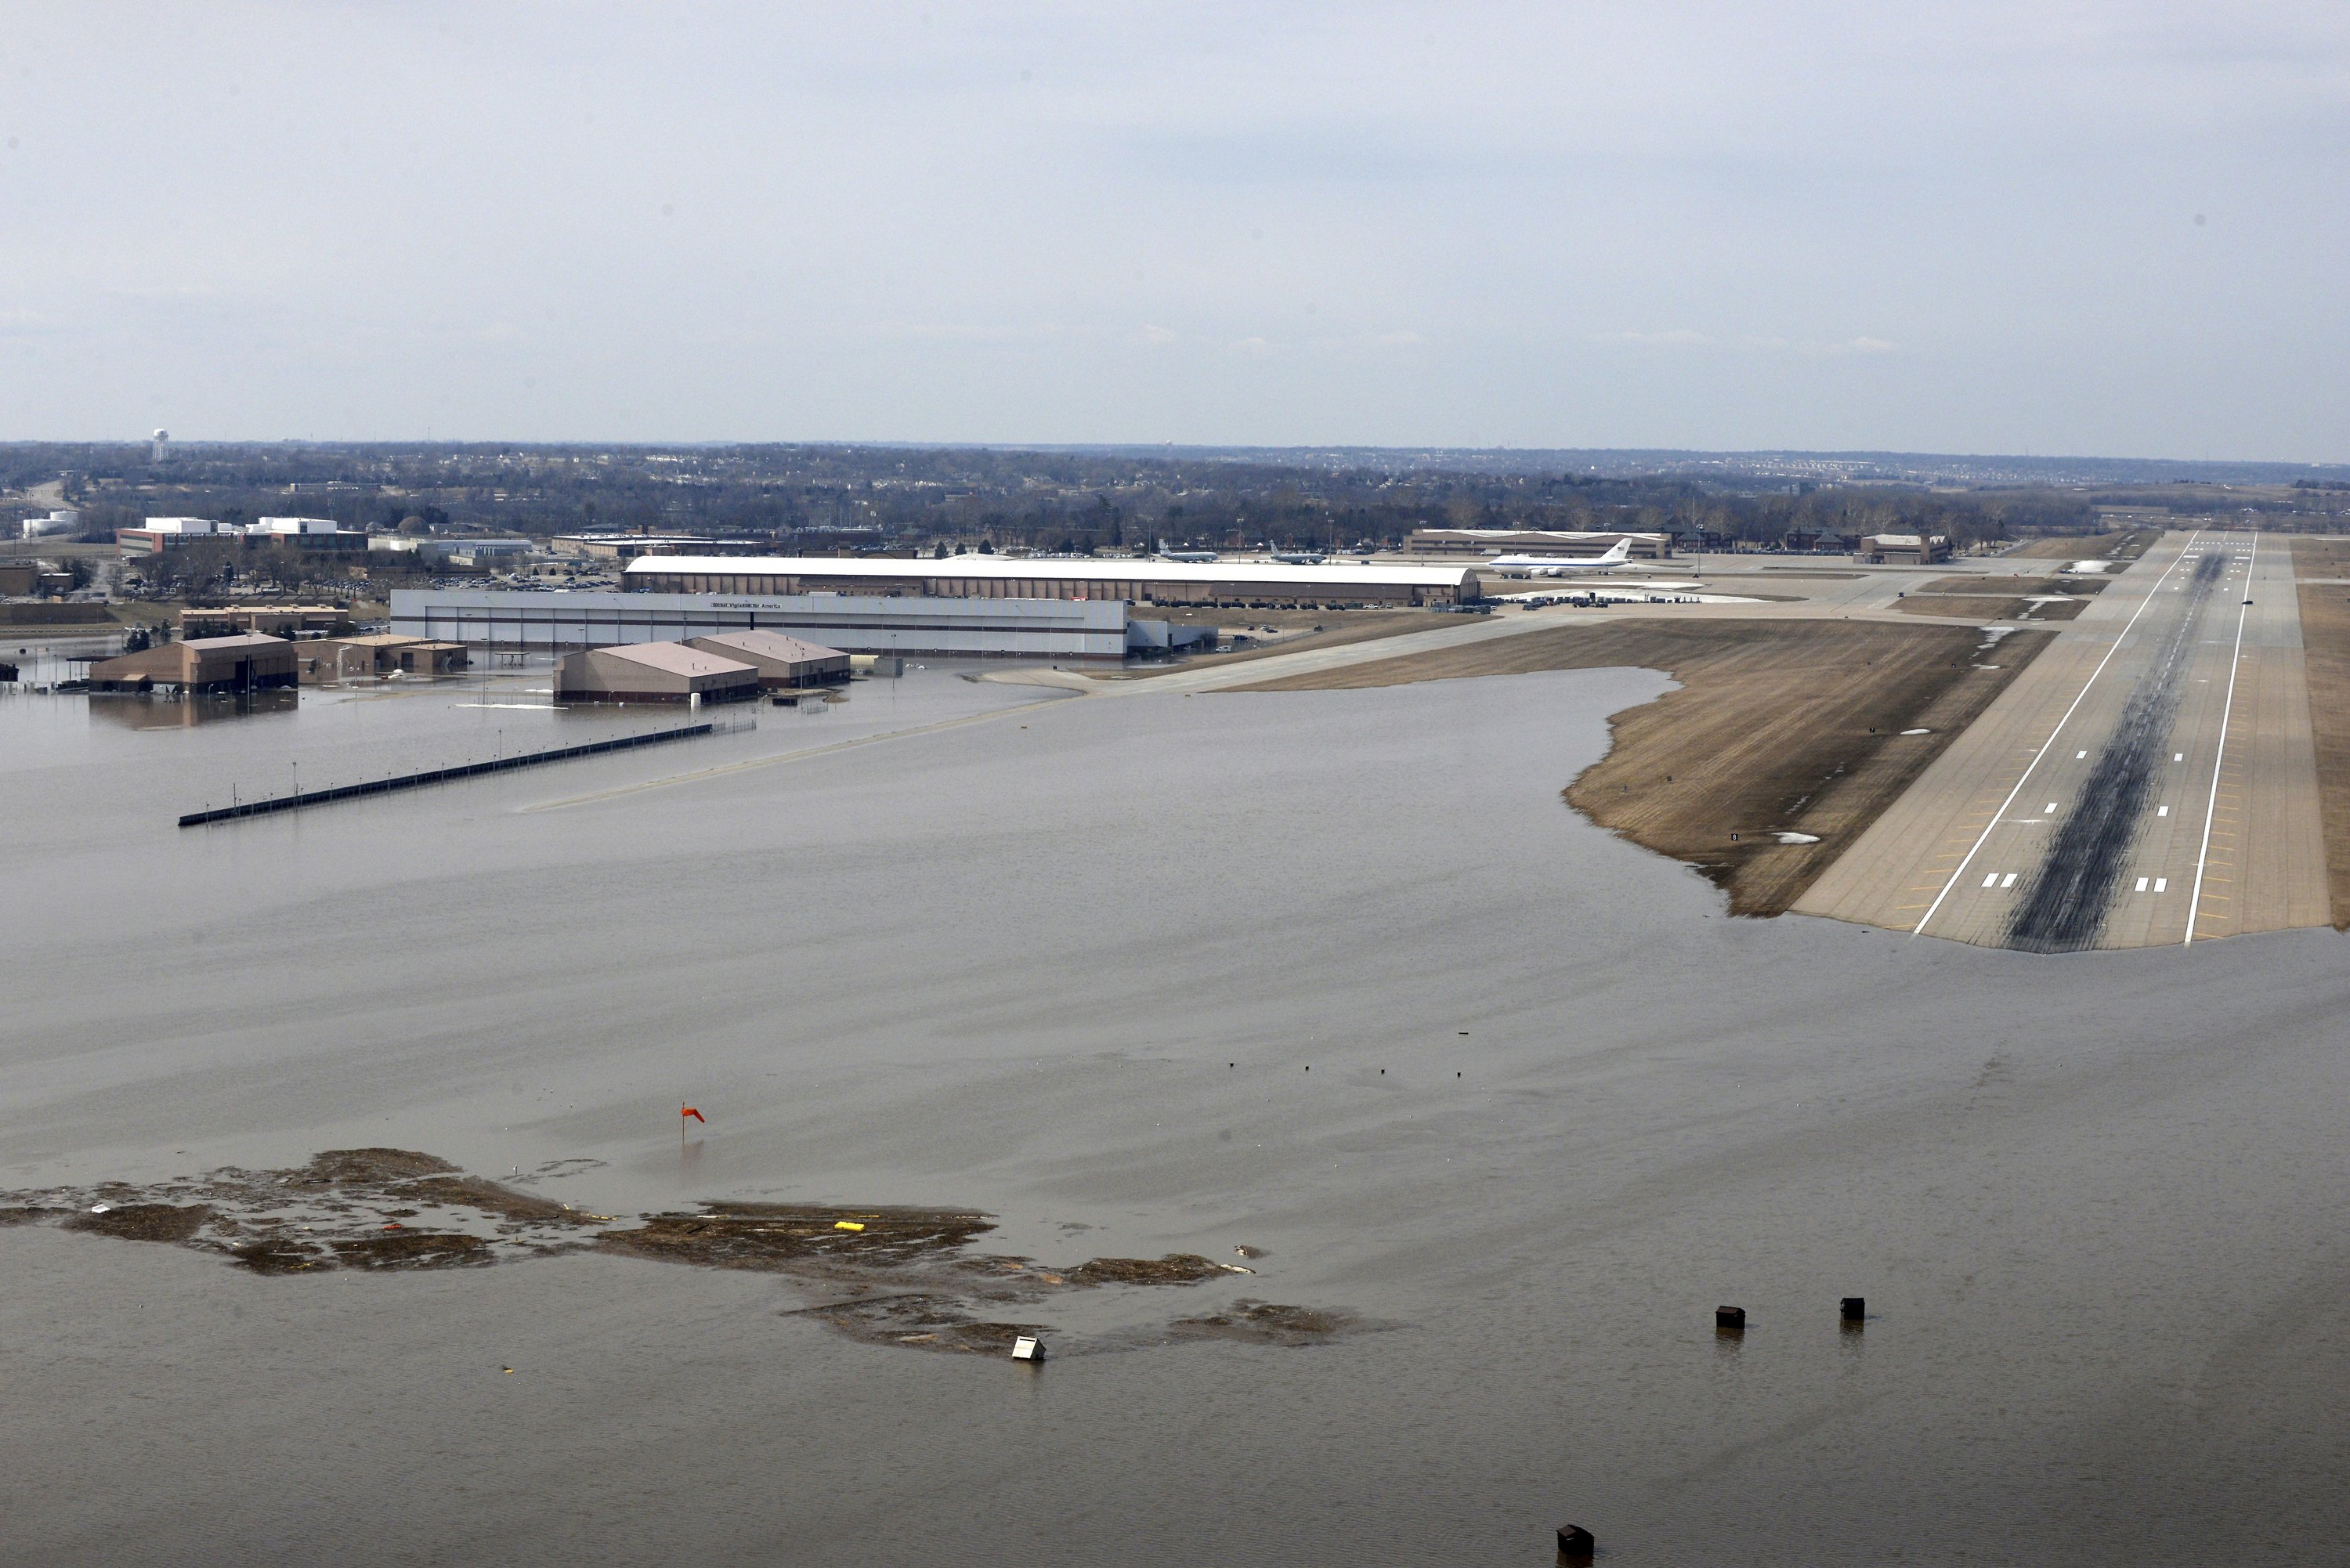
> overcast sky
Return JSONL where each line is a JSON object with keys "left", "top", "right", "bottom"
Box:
{"left": 2, "top": 2, "right": 2345, "bottom": 458}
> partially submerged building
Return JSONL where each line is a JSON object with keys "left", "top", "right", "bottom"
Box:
{"left": 555, "top": 641, "right": 761, "bottom": 704}
{"left": 294, "top": 634, "right": 469, "bottom": 684}
{"left": 89, "top": 634, "right": 298, "bottom": 694}
{"left": 682, "top": 629, "right": 849, "bottom": 688}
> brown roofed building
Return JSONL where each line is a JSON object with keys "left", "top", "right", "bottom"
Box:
{"left": 90, "top": 634, "right": 298, "bottom": 694}
{"left": 682, "top": 630, "right": 849, "bottom": 688}
{"left": 555, "top": 641, "right": 760, "bottom": 704}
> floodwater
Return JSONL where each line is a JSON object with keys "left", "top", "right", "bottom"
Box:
{"left": 2, "top": 661, "right": 2345, "bottom": 1566}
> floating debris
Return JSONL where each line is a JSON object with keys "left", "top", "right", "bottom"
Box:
{"left": 7, "top": 1152, "right": 1365, "bottom": 1357}
{"left": 1168, "top": 1300, "right": 1362, "bottom": 1347}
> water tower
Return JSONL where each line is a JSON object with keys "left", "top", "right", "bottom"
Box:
{"left": 150, "top": 428, "right": 170, "bottom": 463}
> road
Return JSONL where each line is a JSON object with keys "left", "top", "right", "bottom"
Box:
{"left": 1795, "top": 530, "right": 2330, "bottom": 948}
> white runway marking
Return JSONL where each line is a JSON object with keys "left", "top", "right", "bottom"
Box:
{"left": 2158, "top": 805, "right": 2169, "bottom": 817}
{"left": 2187, "top": 533, "right": 2257, "bottom": 946}
{"left": 1912, "top": 530, "right": 2207, "bottom": 938}
{"left": 2001, "top": 873, "right": 2018, "bottom": 889}
{"left": 2044, "top": 802, "right": 2058, "bottom": 813}
{"left": 2175, "top": 753, "right": 2184, "bottom": 762}
{"left": 2137, "top": 877, "right": 2149, "bottom": 892}
{"left": 2155, "top": 877, "right": 2167, "bottom": 892}
{"left": 2077, "top": 750, "right": 2088, "bottom": 758}
{"left": 1982, "top": 873, "right": 1999, "bottom": 888}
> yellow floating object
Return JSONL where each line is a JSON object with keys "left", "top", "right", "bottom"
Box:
{"left": 833, "top": 1220, "right": 866, "bottom": 1232}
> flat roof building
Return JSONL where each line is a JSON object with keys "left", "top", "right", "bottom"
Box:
{"left": 90, "top": 634, "right": 298, "bottom": 694}
{"left": 682, "top": 629, "right": 849, "bottom": 688}
{"left": 1860, "top": 533, "right": 1951, "bottom": 565}
{"left": 555, "top": 641, "right": 761, "bottom": 704}
{"left": 180, "top": 605, "right": 352, "bottom": 638}
{"left": 121, "top": 526, "right": 364, "bottom": 559}
{"left": 624, "top": 555, "right": 1480, "bottom": 607}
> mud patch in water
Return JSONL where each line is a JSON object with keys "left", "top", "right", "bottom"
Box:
{"left": 596, "top": 1205, "right": 996, "bottom": 1273}
{"left": 1169, "top": 1299, "right": 1365, "bottom": 1347}
{"left": 793, "top": 1294, "right": 1046, "bottom": 1355}
{"left": 63, "top": 1202, "right": 213, "bottom": 1244}
{"left": 7, "top": 1151, "right": 1363, "bottom": 1354}
{"left": 1067, "top": 1253, "right": 1231, "bottom": 1286}
{"left": 5, "top": 1147, "right": 598, "bottom": 1274}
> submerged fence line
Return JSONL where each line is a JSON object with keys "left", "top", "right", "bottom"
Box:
{"left": 178, "top": 721, "right": 728, "bottom": 827}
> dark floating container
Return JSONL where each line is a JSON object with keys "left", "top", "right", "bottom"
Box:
{"left": 1556, "top": 1523, "right": 1596, "bottom": 1562}
{"left": 1716, "top": 1305, "right": 1746, "bottom": 1331}
{"left": 1841, "top": 1296, "right": 1866, "bottom": 1322}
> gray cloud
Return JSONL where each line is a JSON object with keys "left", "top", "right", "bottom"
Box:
{"left": 0, "top": 2, "right": 2343, "bottom": 457}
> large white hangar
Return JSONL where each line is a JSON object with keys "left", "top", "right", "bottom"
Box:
{"left": 620, "top": 555, "right": 1483, "bottom": 608}
{"left": 389, "top": 587, "right": 1133, "bottom": 660}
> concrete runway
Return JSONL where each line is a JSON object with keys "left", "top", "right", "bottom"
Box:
{"left": 1796, "top": 530, "right": 2330, "bottom": 949}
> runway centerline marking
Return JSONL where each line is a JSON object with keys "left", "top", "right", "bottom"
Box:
{"left": 2186, "top": 533, "right": 2256, "bottom": 947}
{"left": 1911, "top": 529, "right": 2205, "bottom": 939}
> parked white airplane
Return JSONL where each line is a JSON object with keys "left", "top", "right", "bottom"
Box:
{"left": 1157, "top": 539, "right": 1220, "bottom": 562}
{"left": 1483, "top": 538, "right": 1634, "bottom": 576}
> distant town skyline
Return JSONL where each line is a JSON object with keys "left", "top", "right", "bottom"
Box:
{"left": 2, "top": 3, "right": 2345, "bottom": 461}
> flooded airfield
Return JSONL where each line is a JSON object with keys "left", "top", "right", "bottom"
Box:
{"left": 2, "top": 663, "right": 2346, "bottom": 1565}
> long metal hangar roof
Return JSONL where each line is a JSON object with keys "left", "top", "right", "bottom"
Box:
{"left": 624, "top": 555, "right": 1480, "bottom": 591}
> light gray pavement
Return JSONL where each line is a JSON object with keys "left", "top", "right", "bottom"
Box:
{"left": 1795, "top": 531, "right": 2329, "bottom": 948}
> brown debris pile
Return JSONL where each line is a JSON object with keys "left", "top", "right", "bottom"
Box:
{"left": 597, "top": 1205, "right": 996, "bottom": 1273}
{"left": 1170, "top": 1299, "right": 1358, "bottom": 1347}
{"left": 63, "top": 1202, "right": 214, "bottom": 1244}
{"left": 794, "top": 1294, "right": 1045, "bottom": 1355}
{"left": 5, "top": 1148, "right": 598, "bottom": 1275}
{"left": 1066, "top": 1253, "right": 1228, "bottom": 1286}
{"left": 9, "top": 1151, "right": 1367, "bottom": 1356}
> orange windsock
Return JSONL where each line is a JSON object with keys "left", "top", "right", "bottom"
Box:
{"left": 682, "top": 1105, "right": 705, "bottom": 1123}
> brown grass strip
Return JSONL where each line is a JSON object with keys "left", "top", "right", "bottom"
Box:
{"left": 2289, "top": 537, "right": 2350, "bottom": 580}
{"left": 1918, "top": 574, "right": 2062, "bottom": 595}
{"left": 1900, "top": 596, "right": 2030, "bottom": 619}
{"left": 2008, "top": 533, "right": 2130, "bottom": 560}
{"left": 1898, "top": 596, "right": 2084, "bottom": 623}
{"left": 1233, "top": 619, "right": 2055, "bottom": 916}
{"left": 2291, "top": 538, "right": 2350, "bottom": 927}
